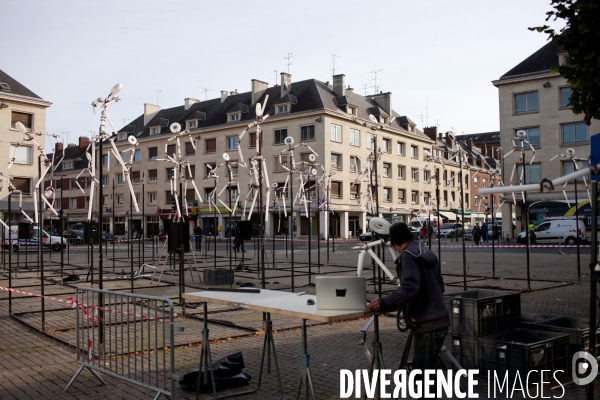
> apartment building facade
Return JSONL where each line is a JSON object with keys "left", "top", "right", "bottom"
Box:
{"left": 46, "top": 73, "right": 501, "bottom": 239}
{"left": 0, "top": 69, "right": 52, "bottom": 221}
{"left": 493, "top": 41, "right": 600, "bottom": 238}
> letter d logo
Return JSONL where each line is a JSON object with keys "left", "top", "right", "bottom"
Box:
{"left": 572, "top": 351, "right": 598, "bottom": 386}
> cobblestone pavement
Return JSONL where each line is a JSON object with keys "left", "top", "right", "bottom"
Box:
{"left": 0, "top": 242, "right": 598, "bottom": 399}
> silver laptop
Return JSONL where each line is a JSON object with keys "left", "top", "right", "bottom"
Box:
{"left": 315, "top": 276, "right": 367, "bottom": 310}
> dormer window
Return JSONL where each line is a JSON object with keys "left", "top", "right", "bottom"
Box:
{"left": 278, "top": 105, "right": 289, "bottom": 113}
{"left": 0, "top": 82, "right": 10, "bottom": 91}
{"left": 150, "top": 127, "right": 160, "bottom": 135}
{"left": 346, "top": 105, "right": 357, "bottom": 116}
{"left": 559, "top": 53, "right": 571, "bottom": 66}
{"left": 63, "top": 161, "right": 74, "bottom": 170}
{"left": 187, "top": 120, "right": 197, "bottom": 129}
{"left": 230, "top": 113, "right": 240, "bottom": 122}
{"left": 118, "top": 133, "right": 127, "bottom": 141}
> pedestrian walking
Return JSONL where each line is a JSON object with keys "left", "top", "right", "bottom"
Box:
{"left": 473, "top": 223, "right": 481, "bottom": 246}
{"left": 420, "top": 225, "right": 427, "bottom": 245}
{"left": 194, "top": 225, "right": 202, "bottom": 250}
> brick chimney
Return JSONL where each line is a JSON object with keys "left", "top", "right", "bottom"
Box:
{"left": 78, "top": 136, "right": 90, "bottom": 156}
{"left": 184, "top": 98, "right": 199, "bottom": 110}
{"left": 467, "top": 138, "right": 474, "bottom": 152}
{"left": 368, "top": 92, "right": 392, "bottom": 116}
{"left": 424, "top": 126, "right": 438, "bottom": 141}
{"left": 55, "top": 142, "right": 64, "bottom": 155}
{"left": 144, "top": 103, "right": 160, "bottom": 126}
{"left": 445, "top": 133, "right": 454, "bottom": 148}
{"left": 333, "top": 74, "right": 345, "bottom": 97}
{"left": 220, "top": 90, "right": 228, "bottom": 103}
{"left": 229, "top": 89, "right": 238, "bottom": 96}
{"left": 251, "top": 79, "right": 269, "bottom": 105}
{"left": 280, "top": 73, "right": 292, "bottom": 97}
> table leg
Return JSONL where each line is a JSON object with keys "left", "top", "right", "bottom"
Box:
{"left": 295, "top": 319, "right": 317, "bottom": 400}
{"left": 196, "top": 302, "right": 218, "bottom": 400}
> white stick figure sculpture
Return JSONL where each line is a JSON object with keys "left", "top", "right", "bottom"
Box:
{"left": 0, "top": 173, "right": 29, "bottom": 224}
{"left": 549, "top": 148, "right": 591, "bottom": 205}
{"left": 502, "top": 129, "right": 537, "bottom": 205}
{"left": 9, "top": 121, "right": 64, "bottom": 223}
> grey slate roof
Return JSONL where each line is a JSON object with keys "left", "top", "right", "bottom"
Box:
{"left": 275, "top": 94, "right": 298, "bottom": 105}
{"left": 115, "top": 78, "right": 429, "bottom": 141}
{"left": 0, "top": 69, "right": 42, "bottom": 99}
{"left": 499, "top": 41, "right": 562, "bottom": 80}
{"left": 455, "top": 131, "right": 501, "bottom": 145}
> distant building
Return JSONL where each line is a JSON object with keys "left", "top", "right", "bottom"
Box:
{"left": 492, "top": 42, "right": 600, "bottom": 239}
{"left": 0, "top": 69, "right": 52, "bottom": 221}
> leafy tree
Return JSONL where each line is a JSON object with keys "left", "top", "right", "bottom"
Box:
{"left": 529, "top": 0, "right": 600, "bottom": 125}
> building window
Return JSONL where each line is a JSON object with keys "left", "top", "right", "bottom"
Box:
{"left": 115, "top": 173, "right": 123, "bottom": 185}
{"left": 366, "top": 133, "right": 373, "bottom": 150}
{"left": 562, "top": 122, "right": 588, "bottom": 145}
{"left": 275, "top": 155, "right": 288, "bottom": 171}
{"left": 151, "top": 127, "right": 159, "bottom": 135}
{"left": 514, "top": 91, "right": 539, "bottom": 114}
{"left": 482, "top": 178, "right": 487, "bottom": 188}
{"left": 148, "top": 169, "right": 157, "bottom": 183}
{"left": 148, "top": 192, "right": 157, "bottom": 204}
{"left": 188, "top": 120, "right": 197, "bottom": 129}
{"left": 185, "top": 142, "right": 195, "bottom": 156}
{"left": 186, "top": 165, "right": 196, "bottom": 179}
{"left": 70, "top": 198, "right": 77, "bottom": 208}
{"left": 331, "top": 153, "right": 342, "bottom": 170}
{"left": 350, "top": 184, "right": 359, "bottom": 199}
{"left": 350, "top": 156, "right": 360, "bottom": 173}
{"left": 227, "top": 136, "right": 237, "bottom": 150}
{"left": 148, "top": 147, "right": 158, "bottom": 160}
{"left": 165, "top": 167, "right": 174, "bottom": 181}
{"left": 516, "top": 164, "right": 541, "bottom": 184}
{"left": 347, "top": 105, "right": 356, "bottom": 115}
{"left": 516, "top": 127, "right": 540, "bottom": 148}
{"left": 349, "top": 129, "right": 360, "bottom": 146}
{"left": 331, "top": 181, "right": 342, "bottom": 198}
{"left": 63, "top": 160, "right": 74, "bottom": 170}
{"left": 398, "top": 189, "right": 406, "bottom": 203}
{"left": 205, "top": 138, "right": 216, "bottom": 153}
{"left": 397, "top": 165, "right": 406, "bottom": 179}
{"left": 117, "top": 195, "right": 125, "bottom": 205}
{"left": 560, "top": 87, "right": 573, "bottom": 108}
{"left": 133, "top": 149, "right": 141, "bottom": 162}
{"left": 424, "top": 170, "right": 431, "bottom": 183}
{"left": 10, "top": 145, "right": 32, "bottom": 164}
{"left": 231, "top": 163, "right": 239, "bottom": 175}
{"left": 11, "top": 112, "right": 33, "bottom": 131}
{"left": 118, "top": 133, "right": 126, "bottom": 141}
{"left": 101, "top": 175, "right": 109, "bottom": 187}
{"left": 274, "top": 128, "right": 288, "bottom": 144}
{"left": 411, "top": 168, "right": 419, "bottom": 182}
{"left": 11, "top": 177, "right": 31, "bottom": 196}
{"left": 278, "top": 105, "right": 288, "bottom": 113}
{"left": 397, "top": 142, "right": 405, "bottom": 156}
{"left": 382, "top": 162, "right": 391, "bottom": 177}
{"left": 230, "top": 114, "right": 240, "bottom": 122}
{"left": 102, "top": 195, "right": 108, "bottom": 206}
{"left": 474, "top": 195, "right": 479, "bottom": 206}
{"left": 382, "top": 139, "right": 391, "bottom": 153}
{"left": 410, "top": 145, "right": 419, "bottom": 159}
{"left": 249, "top": 132, "right": 262, "bottom": 148}
{"left": 205, "top": 163, "right": 216, "bottom": 177}
{"left": 473, "top": 176, "right": 479, "bottom": 187}
{"left": 383, "top": 187, "right": 391, "bottom": 202}
{"left": 301, "top": 125, "right": 315, "bottom": 141}
{"left": 102, "top": 154, "right": 108, "bottom": 166}
{"left": 410, "top": 191, "right": 418, "bottom": 204}
{"left": 330, "top": 124, "right": 342, "bottom": 143}
{"left": 165, "top": 144, "right": 175, "bottom": 157}
{"left": 132, "top": 171, "right": 141, "bottom": 184}
{"left": 562, "top": 160, "right": 589, "bottom": 182}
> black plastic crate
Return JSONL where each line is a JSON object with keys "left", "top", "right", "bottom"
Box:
{"left": 479, "top": 328, "right": 570, "bottom": 382}
{"left": 529, "top": 316, "right": 600, "bottom": 358}
{"left": 444, "top": 335, "right": 479, "bottom": 369}
{"left": 520, "top": 312, "right": 561, "bottom": 329}
{"left": 203, "top": 268, "right": 233, "bottom": 285}
{"left": 444, "top": 290, "right": 521, "bottom": 337}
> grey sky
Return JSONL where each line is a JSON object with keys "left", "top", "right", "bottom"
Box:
{"left": 2, "top": 1, "right": 562, "bottom": 145}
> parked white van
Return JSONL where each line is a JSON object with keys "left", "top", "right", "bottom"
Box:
{"left": 517, "top": 219, "right": 586, "bottom": 244}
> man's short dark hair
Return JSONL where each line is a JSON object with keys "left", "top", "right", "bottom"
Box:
{"left": 389, "top": 222, "right": 414, "bottom": 246}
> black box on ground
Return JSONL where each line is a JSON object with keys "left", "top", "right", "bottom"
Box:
{"left": 204, "top": 268, "right": 233, "bottom": 285}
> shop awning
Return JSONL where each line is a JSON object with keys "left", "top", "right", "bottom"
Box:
{"left": 436, "top": 211, "right": 457, "bottom": 221}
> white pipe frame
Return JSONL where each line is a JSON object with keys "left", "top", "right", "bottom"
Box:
{"left": 548, "top": 150, "right": 591, "bottom": 206}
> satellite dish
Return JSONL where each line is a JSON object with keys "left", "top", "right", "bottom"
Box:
{"left": 369, "top": 217, "right": 391, "bottom": 235}
{"left": 566, "top": 148, "right": 575, "bottom": 156}
{"left": 222, "top": 153, "right": 230, "bottom": 161}
{"left": 170, "top": 123, "right": 181, "bottom": 133}
{"left": 127, "top": 135, "right": 138, "bottom": 145}
{"left": 272, "top": 182, "right": 278, "bottom": 188}
{"left": 15, "top": 121, "right": 27, "bottom": 134}
{"left": 368, "top": 114, "right": 378, "bottom": 123}
{"left": 516, "top": 130, "right": 527, "bottom": 139}
{"left": 311, "top": 168, "right": 317, "bottom": 176}
{"left": 110, "top": 83, "right": 123, "bottom": 96}
{"left": 308, "top": 154, "right": 316, "bottom": 162}
{"left": 284, "top": 136, "right": 294, "bottom": 146}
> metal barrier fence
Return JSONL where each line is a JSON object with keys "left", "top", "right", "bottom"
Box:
{"left": 64, "top": 287, "right": 182, "bottom": 399}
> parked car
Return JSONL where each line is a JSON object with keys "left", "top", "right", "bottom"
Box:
{"left": 436, "top": 223, "right": 464, "bottom": 238}
{"left": 63, "top": 230, "right": 84, "bottom": 245}
{"left": 517, "top": 219, "right": 586, "bottom": 244}
{"left": 359, "top": 231, "right": 372, "bottom": 241}
{"left": 2, "top": 225, "right": 66, "bottom": 252}
{"left": 102, "top": 231, "right": 114, "bottom": 243}
{"left": 410, "top": 226, "right": 421, "bottom": 240}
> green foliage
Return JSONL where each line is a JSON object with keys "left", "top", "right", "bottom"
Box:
{"left": 529, "top": 0, "right": 600, "bottom": 125}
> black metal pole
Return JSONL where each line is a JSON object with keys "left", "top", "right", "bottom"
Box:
{"left": 308, "top": 166, "right": 312, "bottom": 285}
{"left": 587, "top": 181, "right": 597, "bottom": 400}
{"left": 130, "top": 194, "right": 133, "bottom": 293}
{"left": 491, "top": 178, "right": 495, "bottom": 278}
{"left": 213, "top": 180, "right": 217, "bottom": 270}
{"left": 459, "top": 153, "right": 467, "bottom": 291}
{"left": 290, "top": 167, "right": 294, "bottom": 291}
{"left": 258, "top": 152, "right": 265, "bottom": 291}
{"left": 8, "top": 194, "right": 11, "bottom": 315}
{"left": 228, "top": 165, "right": 232, "bottom": 288}
{"left": 317, "top": 179, "right": 320, "bottom": 274}
{"left": 523, "top": 151, "right": 531, "bottom": 291}
{"left": 142, "top": 173, "right": 145, "bottom": 268}
{"left": 38, "top": 155, "right": 45, "bottom": 332}
{"left": 112, "top": 179, "right": 115, "bottom": 272}
{"left": 575, "top": 177, "right": 581, "bottom": 281}
{"left": 179, "top": 164, "right": 185, "bottom": 314}
{"left": 436, "top": 170, "right": 441, "bottom": 263}
{"left": 60, "top": 176, "right": 64, "bottom": 282}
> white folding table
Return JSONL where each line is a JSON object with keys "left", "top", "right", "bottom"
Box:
{"left": 183, "top": 289, "right": 367, "bottom": 399}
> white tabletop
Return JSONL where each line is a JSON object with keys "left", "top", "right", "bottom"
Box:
{"left": 183, "top": 289, "right": 368, "bottom": 323}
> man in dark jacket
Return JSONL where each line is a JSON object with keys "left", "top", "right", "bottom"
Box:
{"left": 366, "top": 222, "right": 450, "bottom": 370}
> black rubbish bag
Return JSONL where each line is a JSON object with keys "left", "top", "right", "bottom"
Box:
{"left": 180, "top": 352, "right": 251, "bottom": 393}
